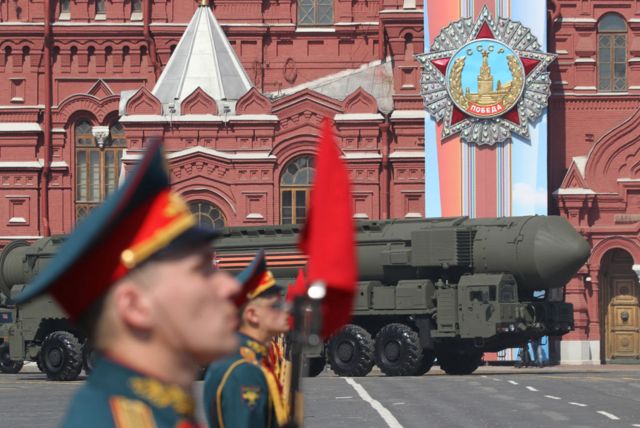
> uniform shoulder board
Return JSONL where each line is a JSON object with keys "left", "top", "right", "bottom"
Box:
{"left": 110, "top": 396, "right": 157, "bottom": 428}
{"left": 239, "top": 346, "right": 258, "bottom": 364}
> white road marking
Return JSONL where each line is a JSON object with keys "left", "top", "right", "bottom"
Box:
{"left": 481, "top": 375, "right": 488, "bottom": 378}
{"left": 631, "top": 424, "right": 640, "bottom": 427}
{"left": 508, "top": 380, "right": 519, "bottom": 385}
{"left": 526, "top": 386, "right": 538, "bottom": 392}
{"left": 597, "top": 411, "right": 620, "bottom": 421}
{"left": 344, "top": 377, "right": 404, "bottom": 428}
{"left": 544, "top": 395, "right": 561, "bottom": 400}
{"left": 335, "top": 396, "right": 352, "bottom": 399}
{"left": 568, "top": 402, "right": 587, "bottom": 407}
{"left": 392, "top": 402, "right": 405, "bottom": 406}
{"left": 492, "top": 378, "right": 502, "bottom": 382}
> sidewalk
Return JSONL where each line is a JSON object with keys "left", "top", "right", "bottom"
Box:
{"left": 475, "top": 363, "right": 640, "bottom": 374}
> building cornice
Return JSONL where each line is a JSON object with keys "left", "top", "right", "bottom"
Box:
{"left": 389, "top": 151, "right": 424, "bottom": 159}
{"left": 0, "top": 160, "right": 68, "bottom": 169}
{"left": 122, "top": 146, "right": 276, "bottom": 162}
{"left": 119, "top": 114, "right": 279, "bottom": 123}
{"left": 553, "top": 188, "right": 596, "bottom": 196}
{"left": 334, "top": 113, "right": 384, "bottom": 121}
{"left": 342, "top": 152, "right": 382, "bottom": 160}
{"left": 0, "top": 123, "right": 42, "bottom": 132}
{"left": 379, "top": 9, "right": 424, "bottom": 14}
{"left": 390, "top": 110, "right": 426, "bottom": 120}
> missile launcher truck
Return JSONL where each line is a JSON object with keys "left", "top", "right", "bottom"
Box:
{"left": 215, "top": 215, "right": 589, "bottom": 377}
{"left": 0, "top": 215, "right": 590, "bottom": 380}
{"left": 0, "top": 296, "right": 22, "bottom": 374}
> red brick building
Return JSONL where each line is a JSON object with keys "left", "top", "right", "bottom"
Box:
{"left": 3, "top": 0, "right": 640, "bottom": 366}
{"left": 0, "top": 0, "right": 425, "bottom": 246}
{"left": 551, "top": 0, "right": 640, "bottom": 364}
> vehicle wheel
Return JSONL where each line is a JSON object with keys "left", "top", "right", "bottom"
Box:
{"left": 438, "top": 350, "right": 483, "bottom": 375}
{"left": 327, "top": 324, "right": 374, "bottom": 377}
{"left": 374, "top": 323, "right": 422, "bottom": 376}
{"left": 82, "top": 342, "right": 97, "bottom": 375}
{"left": 40, "top": 331, "right": 83, "bottom": 381}
{"left": 0, "top": 343, "right": 23, "bottom": 374}
{"left": 304, "top": 356, "right": 326, "bottom": 377}
{"left": 36, "top": 353, "right": 44, "bottom": 373}
{"left": 414, "top": 349, "right": 436, "bottom": 376}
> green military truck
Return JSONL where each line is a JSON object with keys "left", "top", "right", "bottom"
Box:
{"left": 0, "top": 237, "right": 87, "bottom": 379}
{"left": 214, "top": 215, "right": 589, "bottom": 377}
{"left": 0, "top": 298, "right": 23, "bottom": 374}
{"left": 0, "top": 216, "right": 589, "bottom": 380}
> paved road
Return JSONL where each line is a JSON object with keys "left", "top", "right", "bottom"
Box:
{"left": 2, "top": 364, "right": 640, "bottom": 427}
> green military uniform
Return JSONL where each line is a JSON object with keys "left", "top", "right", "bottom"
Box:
{"left": 204, "top": 333, "right": 287, "bottom": 428}
{"left": 62, "top": 356, "right": 198, "bottom": 428}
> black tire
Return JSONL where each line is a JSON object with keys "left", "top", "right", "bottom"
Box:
{"left": 438, "top": 350, "right": 483, "bottom": 375}
{"left": 414, "top": 349, "right": 436, "bottom": 376}
{"left": 327, "top": 324, "right": 374, "bottom": 377}
{"left": 0, "top": 343, "right": 23, "bottom": 374}
{"left": 36, "top": 352, "right": 44, "bottom": 373}
{"left": 304, "top": 356, "right": 326, "bottom": 377}
{"left": 40, "top": 331, "right": 83, "bottom": 381}
{"left": 374, "top": 323, "right": 422, "bottom": 376}
{"left": 82, "top": 343, "right": 96, "bottom": 375}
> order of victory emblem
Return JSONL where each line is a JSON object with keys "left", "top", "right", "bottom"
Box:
{"left": 416, "top": 6, "right": 556, "bottom": 145}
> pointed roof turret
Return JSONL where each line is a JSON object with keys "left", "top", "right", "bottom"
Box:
{"left": 152, "top": 2, "right": 252, "bottom": 115}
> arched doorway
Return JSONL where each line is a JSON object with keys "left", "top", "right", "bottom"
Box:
{"left": 600, "top": 248, "right": 640, "bottom": 362}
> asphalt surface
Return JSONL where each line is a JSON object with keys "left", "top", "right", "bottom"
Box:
{"left": 1, "top": 364, "right": 640, "bottom": 428}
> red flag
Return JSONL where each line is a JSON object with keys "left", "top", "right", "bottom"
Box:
{"left": 299, "top": 118, "right": 357, "bottom": 338}
{"left": 286, "top": 269, "right": 307, "bottom": 329}
{"left": 286, "top": 268, "right": 307, "bottom": 303}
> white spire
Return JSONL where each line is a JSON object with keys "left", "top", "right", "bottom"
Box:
{"left": 152, "top": 4, "right": 253, "bottom": 115}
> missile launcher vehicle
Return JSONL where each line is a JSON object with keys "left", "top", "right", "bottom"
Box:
{"left": 214, "top": 215, "right": 589, "bottom": 377}
{"left": 0, "top": 215, "right": 590, "bottom": 380}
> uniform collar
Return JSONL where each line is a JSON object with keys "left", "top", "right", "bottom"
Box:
{"left": 89, "top": 355, "right": 195, "bottom": 417}
{"left": 237, "top": 332, "right": 268, "bottom": 359}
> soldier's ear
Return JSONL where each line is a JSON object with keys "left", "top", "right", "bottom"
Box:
{"left": 113, "top": 281, "right": 154, "bottom": 331}
{"left": 243, "top": 304, "right": 260, "bottom": 327}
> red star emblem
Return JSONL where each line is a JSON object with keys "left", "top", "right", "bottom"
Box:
{"left": 417, "top": 6, "right": 556, "bottom": 145}
{"left": 429, "top": 22, "right": 540, "bottom": 127}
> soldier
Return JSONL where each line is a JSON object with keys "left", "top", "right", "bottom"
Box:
{"left": 203, "top": 250, "right": 290, "bottom": 428}
{"left": 15, "top": 140, "right": 240, "bottom": 428}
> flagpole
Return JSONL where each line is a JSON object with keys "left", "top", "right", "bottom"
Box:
{"left": 286, "top": 282, "right": 325, "bottom": 427}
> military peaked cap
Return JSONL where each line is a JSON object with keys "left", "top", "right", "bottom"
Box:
{"left": 15, "top": 140, "right": 220, "bottom": 320}
{"left": 234, "top": 249, "right": 282, "bottom": 308}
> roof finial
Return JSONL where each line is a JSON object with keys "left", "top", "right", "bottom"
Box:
{"left": 200, "top": 0, "right": 209, "bottom": 7}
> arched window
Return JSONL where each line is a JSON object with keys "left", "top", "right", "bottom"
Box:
{"left": 298, "top": 0, "right": 333, "bottom": 26}
{"left": 598, "top": 13, "right": 627, "bottom": 92}
{"left": 75, "top": 120, "right": 127, "bottom": 220}
{"left": 280, "top": 156, "right": 315, "bottom": 224}
{"left": 188, "top": 201, "right": 226, "bottom": 229}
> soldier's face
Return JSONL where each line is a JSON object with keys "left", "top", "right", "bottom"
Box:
{"left": 252, "top": 295, "right": 290, "bottom": 336}
{"left": 145, "top": 249, "right": 240, "bottom": 364}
